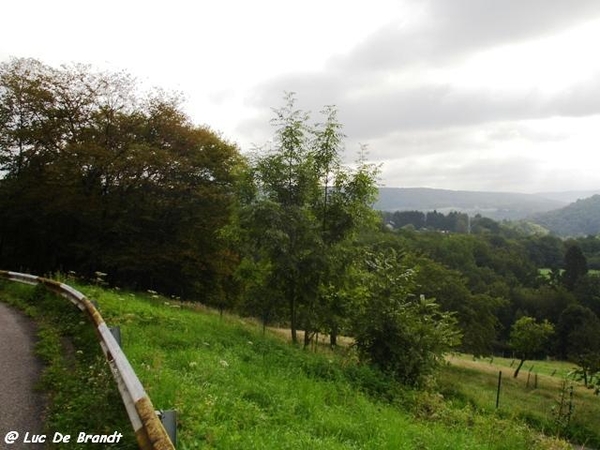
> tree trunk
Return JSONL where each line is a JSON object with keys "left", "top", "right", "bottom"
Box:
{"left": 304, "top": 329, "right": 311, "bottom": 349}
{"left": 330, "top": 325, "right": 338, "bottom": 347}
{"left": 513, "top": 359, "right": 525, "bottom": 378}
{"left": 290, "top": 294, "right": 297, "bottom": 344}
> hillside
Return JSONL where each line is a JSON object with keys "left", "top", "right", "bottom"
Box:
{"left": 375, "top": 187, "right": 566, "bottom": 220}
{"left": 2, "top": 280, "right": 584, "bottom": 450}
{"left": 532, "top": 194, "right": 600, "bottom": 236}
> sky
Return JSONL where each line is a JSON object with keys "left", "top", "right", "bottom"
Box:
{"left": 2, "top": 0, "right": 600, "bottom": 194}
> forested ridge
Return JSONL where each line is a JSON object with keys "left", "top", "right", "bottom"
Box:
{"left": 1, "top": 58, "right": 599, "bottom": 390}
{"left": 533, "top": 194, "right": 600, "bottom": 236}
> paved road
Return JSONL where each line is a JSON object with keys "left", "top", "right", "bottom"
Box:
{"left": 0, "top": 302, "right": 45, "bottom": 449}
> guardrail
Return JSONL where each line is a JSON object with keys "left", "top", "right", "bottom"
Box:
{"left": 0, "top": 270, "right": 175, "bottom": 450}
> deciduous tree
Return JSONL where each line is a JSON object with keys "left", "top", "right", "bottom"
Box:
{"left": 509, "top": 316, "right": 554, "bottom": 378}
{"left": 0, "top": 58, "right": 242, "bottom": 299}
{"left": 230, "top": 93, "right": 378, "bottom": 344}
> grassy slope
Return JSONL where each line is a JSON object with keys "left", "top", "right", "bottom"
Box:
{"left": 63, "top": 281, "right": 575, "bottom": 450}
{"left": 442, "top": 355, "right": 600, "bottom": 448}
{"left": 4, "top": 278, "right": 591, "bottom": 449}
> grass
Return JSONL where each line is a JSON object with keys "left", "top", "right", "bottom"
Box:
{"left": 2, "top": 277, "right": 593, "bottom": 449}
{"left": 441, "top": 355, "right": 600, "bottom": 448}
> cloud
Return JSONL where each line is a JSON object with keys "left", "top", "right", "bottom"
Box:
{"left": 336, "top": 0, "right": 600, "bottom": 72}
{"left": 245, "top": 73, "right": 600, "bottom": 144}
{"left": 235, "top": 1, "right": 600, "bottom": 192}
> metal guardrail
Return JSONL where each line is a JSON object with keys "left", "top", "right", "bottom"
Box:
{"left": 0, "top": 270, "right": 175, "bottom": 450}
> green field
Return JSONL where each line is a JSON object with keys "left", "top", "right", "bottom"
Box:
{"left": 442, "top": 355, "right": 600, "bottom": 448}
{"left": 3, "top": 279, "right": 599, "bottom": 449}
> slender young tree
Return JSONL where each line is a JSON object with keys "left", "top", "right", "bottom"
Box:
{"left": 231, "top": 93, "right": 378, "bottom": 345}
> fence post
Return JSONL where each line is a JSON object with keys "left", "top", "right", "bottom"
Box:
{"left": 496, "top": 370, "right": 502, "bottom": 408}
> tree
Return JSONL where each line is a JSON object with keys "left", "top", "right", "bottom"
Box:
{"left": 509, "top": 316, "right": 554, "bottom": 378}
{"left": 0, "top": 58, "right": 243, "bottom": 299}
{"left": 404, "top": 253, "right": 504, "bottom": 356}
{"left": 562, "top": 244, "right": 588, "bottom": 291}
{"left": 557, "top": 304, "right": 600, "bottom": 386}
{"left": 351, "top": 249, "right": 461, "bottom": 386}
{"left": 230, "top": 93, "right": 378, "bottom": 345}
{"left": 573, "top": 273, "right": 600, "bottom": 317}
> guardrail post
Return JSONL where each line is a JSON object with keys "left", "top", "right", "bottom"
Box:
{"left": 156, "top": 410, "right": 177, "bottom": 448}
{"left": 110, "top": 326, "right": 122, "bottom": 347}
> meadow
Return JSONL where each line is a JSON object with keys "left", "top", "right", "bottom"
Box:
{"left": 441, "top": 355, "right": 599, "bottom": 448}
{"left": 2, "top": 279, "right": 598, "bottom": 449}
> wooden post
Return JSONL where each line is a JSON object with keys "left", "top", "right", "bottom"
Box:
{"left": 496, "top": 371, "right": 502, "bottom": 408}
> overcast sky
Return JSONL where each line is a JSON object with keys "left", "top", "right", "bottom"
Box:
{"left": 3, "top": 0, "right": 600, "bottom": 193}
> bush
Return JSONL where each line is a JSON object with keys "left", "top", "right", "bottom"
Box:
{"left": 352, "top": 250, "right": 461, "bottom": 386}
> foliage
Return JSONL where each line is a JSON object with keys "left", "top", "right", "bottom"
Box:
{"left": 351, "top": 250, "right": 461, "bottom": 386}
{"left": 402, "top": 253, "right": 504, "bottom": 356}
{"left": 557, "top": 304, "right": 600, "bottom": 388}
{"left": 552, "top": 381, "right": 575, "bottom": 440}
{"left": 534, "top": 194, "right": 600, "bottom": 237}
{"left": 228, "top": 93, "right": 379, "bottom": 345}
{"left": 509, "top": 316, "right": 555, "bottom": 378}
{"left": 0, "top": 57, "right": 242, "bottom": 300}
{"left": 562, "top": 245, "right": 588, "bottom": 291}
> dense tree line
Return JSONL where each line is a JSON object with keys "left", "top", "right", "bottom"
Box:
{"left": 0, "top": 58, "right": 242, "bottom": 299}
{"left": 381, "top": 225, "right": 600, "bottom": 385}
{"left": 2, "top": 58, "right": 599, "bottom": 388}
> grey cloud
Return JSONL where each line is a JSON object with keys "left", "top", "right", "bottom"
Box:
{"left": 339, "top": 85, "right": 539, "bottom": 139}
{"left": 236, "top": 1, "right": 600, "bottom": 191}
{"left": 245, "top": 71, "right": 600, "bottom": 143}
{"left": 336, "top": 0, "right": 600, "bottom": 72}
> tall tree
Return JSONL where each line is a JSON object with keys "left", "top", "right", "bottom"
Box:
{"left": 230, "top": 93, "right": 378, "bottom": 344}
{"left": 563, "top": 244, "right": 588, "bottom": 291}
{"left": 556, "top": 304, "right": 600, "bottom": 385}
{"left": 0, "top": 58, "right": 242, "bottom": 299}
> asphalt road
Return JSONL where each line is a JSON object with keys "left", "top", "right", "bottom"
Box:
{"left": 0, "top": 302, "right": 45, "bottom": 449}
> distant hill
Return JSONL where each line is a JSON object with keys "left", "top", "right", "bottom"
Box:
{"left": 534, "top": 190, "right": 600, "bottom": 204}
{"left": 375, "top": 187, "right": 567, "bottom": 220}
{"left": 532, "top": 195, "right": 600, "bottom": 236}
